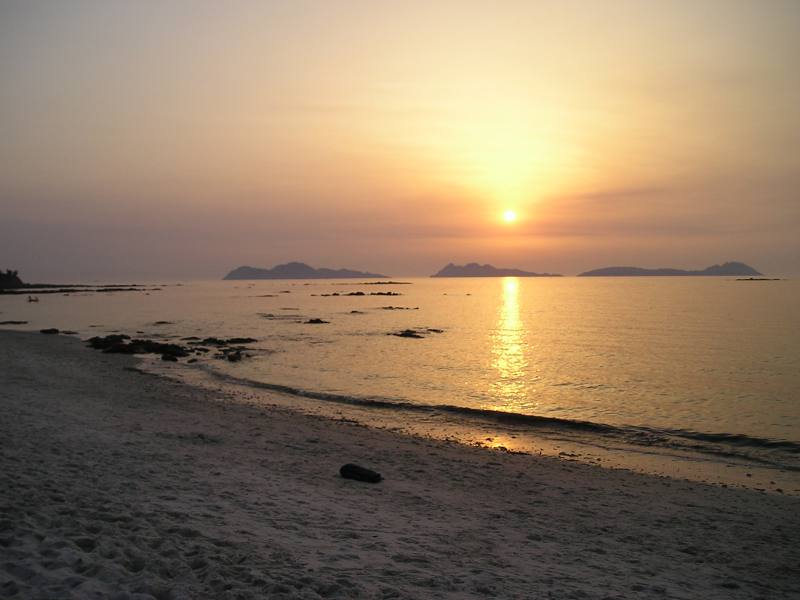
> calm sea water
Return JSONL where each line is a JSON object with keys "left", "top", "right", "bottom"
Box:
{"left": 3, "top": 277, "right": 799, "bottom": 476}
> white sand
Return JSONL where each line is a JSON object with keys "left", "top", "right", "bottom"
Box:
{"left": 1, "top": 330, "right": 798, "bottom": 599}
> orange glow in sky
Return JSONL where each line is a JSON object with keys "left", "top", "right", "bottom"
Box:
{"left": 1, "top": 1, "right": 799, "bottom": 279}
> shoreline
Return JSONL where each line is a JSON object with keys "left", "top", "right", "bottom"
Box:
{"left": 157, "top": 360, "right": 800, "bottom": 497}
{"left": 2, "top": 330, "right": 799, "bottom": 598}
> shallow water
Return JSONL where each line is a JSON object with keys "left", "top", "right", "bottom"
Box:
{"left": 3, "top": 276, "right": 799, "bottom": 479}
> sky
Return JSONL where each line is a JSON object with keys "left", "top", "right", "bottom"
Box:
{"left": 1, "top": 0, "right": 799, "bottom": 280}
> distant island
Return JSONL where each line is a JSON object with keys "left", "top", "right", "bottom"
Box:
{"left": 223, "top": 262, "right": 387, "bottom": 280}
{"left": 431, "top": 263, "right": 562, "bottom": 278}
{"left": 578, "top": 262, "right": 762, "bottom": 277}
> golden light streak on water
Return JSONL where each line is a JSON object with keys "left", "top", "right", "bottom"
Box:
{"left": 490, "top": 277, "right": 530, "bottom": 409}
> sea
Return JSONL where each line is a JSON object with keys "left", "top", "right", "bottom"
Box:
{"left": 3, "top": 276, "right": 799, "bottom": 492}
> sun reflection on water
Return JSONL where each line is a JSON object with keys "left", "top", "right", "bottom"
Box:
{"left": 490, "top": 277, "right": 529, "bottom": 409}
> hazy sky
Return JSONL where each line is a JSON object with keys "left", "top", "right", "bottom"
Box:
{"left": 1, "top": 0, "right": 799, "bottom": 280}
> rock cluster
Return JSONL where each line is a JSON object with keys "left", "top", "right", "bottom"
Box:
{"left": 87, "top": 335, "right": 190, "bottom": 359}
{"left": 389, "top": 328, "right": 444, "bottom": 339}
{"left": 86, "top": 334, "right": 258, "bottom": 362}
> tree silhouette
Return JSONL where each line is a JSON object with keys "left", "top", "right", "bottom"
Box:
{"left": 0, "top": 269, "right": 24, "bottom": 289}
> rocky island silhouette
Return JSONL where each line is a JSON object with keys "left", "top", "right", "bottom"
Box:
{"left": 578, "top": 262, "right": 762, "bottom": 277}
{"left": 431, "top": 263, "right": 562, "bottom": 277}
{"left": 224, "top": 262, "right": 387, "bottom": 280}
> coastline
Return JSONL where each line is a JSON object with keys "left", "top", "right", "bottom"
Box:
{"left": 2, "top": 330, "right": 799, "bottom": 599}
{"left": 163, "top": 363, "right": 800, "bottom": 496}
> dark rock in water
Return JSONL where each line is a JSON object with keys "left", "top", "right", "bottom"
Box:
{"left": 161, "top": 354, "right": 178, "bottom": 362}
{"left": 146, "top": 342, "right": 189, "bottom": 358}
{"left": 306, "top": 318, "right": 330, "bottom": 324}
{"left": 370, "top": 291, "right": 401, "bottom": 296}
{"left": 190, "top": 336, "right": 256, "bottom": 346}
{"left": 103, "top": 342, "right": 138, "bottom": 354}
{"left": 61, "top": 330, "right": 78, "bottom": 335}
{"left": 86, "top": 334, "right": 130, "bottom": 350}
{"left": 350, "top": 310, "right": 364, "bottom": 314}
{"left": 390, "top": 329, "right": 425, "bottom": 339}
{"left": 152, "top": 320, "right": 174, "bottom": 325}
{"left": 40, "top": 328, "right": 60, "bottom": 334}
{"left": 345, "top": 291, "right": 365, "bottom": 296}
{"left": 0, "top": 320, "right": 28, "bottom": 325}
{"left": 389, "top": 327, "right": 443, "bottom": 338}
{"left": 736, "top": 277, "right": 780, "bottom": 281}
{"left": 194, "top": 337, "right": 227, "bottom": 346}
{"left": 339, "top": 463, "right": 382, "bottom": 483}
{"left": 87, "top": 334, "right": 189, "bottom": 358}
{"left": 226, "top": 349, "right": 243, "bottom": 362}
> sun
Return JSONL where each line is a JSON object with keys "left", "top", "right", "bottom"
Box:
{"left": 502, "top": 209, "right": 518, "bottom": 223}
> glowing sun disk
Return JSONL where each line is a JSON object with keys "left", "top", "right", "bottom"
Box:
{"left": 503, "top": 209, "right": 518, "bottom": 223}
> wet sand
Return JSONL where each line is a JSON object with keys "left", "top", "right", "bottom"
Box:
{"left": 1, "top": 330, "right": 799, "bottom": 599}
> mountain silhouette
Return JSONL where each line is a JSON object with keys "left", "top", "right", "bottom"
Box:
{"left": 431, "top": 263, "right": 561, "bottom": 277}
{"left": 578, "top": 262, "right": 762, "bottom": 277}
{"left": 223, "top": 262, "right": 387, "bottom": 280}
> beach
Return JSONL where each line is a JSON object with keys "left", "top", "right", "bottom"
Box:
{"left": 1, "top": 330, "right": 799, "bottom": 599}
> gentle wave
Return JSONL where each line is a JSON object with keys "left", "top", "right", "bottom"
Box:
{"left": 200, "top": 367, "right": 800, "bottom": 471}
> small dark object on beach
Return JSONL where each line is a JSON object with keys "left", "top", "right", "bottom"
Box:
{"left": 350, "top": 310, "right": 364, "bottom": 314}
{"left": 227, "top": 349, "right": 243, "bottom": 362}
{"left": 426, "top": 328, "right": 444, "bottom": 333}
{"left": 161, "top": 354, "right": 178, "bottom": 362}
{"left": 226, "top": 337, "right": 257, "bottom": 344}
{"left": 0, "top": 320, "right": 28, "bottom": 325}
{"left": 61, "top": 330, "right": 78, "bottom": 335}
{"left": 390, "top": 329, "right": 425, "bottom": 339}
{"left": 187, "top": 358, "right": 198, "bottom": 364}
{"left": 40, "top": 328, "right": 60, "bottom": 334}
{"left": 306, "top": 318, "right": 329, "bottom": 324}
{"left": 339, "top": 463, "right": 382, "bottom": 483}
{"left": 152, "top": 320, "right": 174, "bottom": 325}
